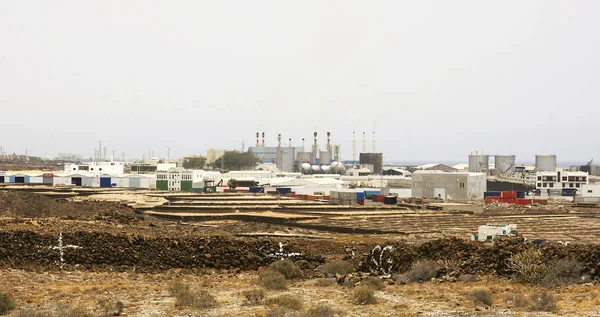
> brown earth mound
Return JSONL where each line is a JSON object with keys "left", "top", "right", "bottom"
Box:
{"left": 0, "top": 191, "right": 139, "bottom": 223}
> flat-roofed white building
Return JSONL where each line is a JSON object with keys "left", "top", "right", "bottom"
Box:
{"left": 411, "top": 170, "right": 487, "bottom": 200}
{"left": 535, "top": 170, "right": 588, "bottom": 192}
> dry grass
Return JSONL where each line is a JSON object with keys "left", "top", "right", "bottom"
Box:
{"left": 259, "top": 270, "right": 288, "bottom": 290}
{"left": 360, "top": 277, "right": 385, "bottom": 290}
{"left": 305, "top": 304, "right": 336, "bottom": 317}
{"left": 318, "top": 260, "right": 354, "bottom": 276}
{"left": 269, "top": 259, "right": 303, "bottom": 280}
{"left": 405, "top": 259, "right": 439, "bottom": 283}
{"left": 243, "top": 289, "right": 265, "bottom": 305}
{"left": 530, "top": 292, "right": 557, "bottom": 312}
{"left": 353, "top": 286, "right": 376, "bottom": 305}
{"left": 314, "top": 278, "right": 336, "bottom": 287}
{"left": 169, "top": 280, "right": 216, "bottom": 309}
{"left": 506, "top": 293, "right": 529, "bottom": 308}
{"left": 469, "top": 289, "right": 493, "bottom": 307}
{"left": 265, "top": 294, "right": 304, "bottom": 310}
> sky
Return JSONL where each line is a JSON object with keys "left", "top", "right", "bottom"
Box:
{"left": 1, "top": 1, "right": 599, "bottom": 164}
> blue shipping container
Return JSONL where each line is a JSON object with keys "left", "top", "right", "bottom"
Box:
{"left": 249, "top": 187, "right": 265, "bottom": 193}
{"left": 276, "top": 188, "right": 292, "bottom": 195}
{"left": 364, "top": 190, "right": 381, "bottom": 197}
{"left": 484, "top": 192, "right": 501, "bottom": 198}
{"left": 517, "top": 192, "right": 525, "bottom": 198}
{"left": 357, "top": 192, "right": 365, "bottom": 201}
{"left": 100, "top": 177, "right": 112, "bottom": 188}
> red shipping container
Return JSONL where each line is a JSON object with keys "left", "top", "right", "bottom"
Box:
{"left": 324, "top": 196, "right": 330, "bottom": 200}
{"left": 501, "top": 192, "right": 517, "bottom": 199}
{"left": 533, "top": 199, "right": 548, "bottom": 205}
{"left": 377, "top": 195, "right": 385, "bottom": 203}
{"left": 516, "top": 199, "right": 531, "bottom": 205}
{"left": 500, "top": 198, "right": 516, "bottom": 204}
{"left": 357, "top": 200, "right": 365, "bottom": 205}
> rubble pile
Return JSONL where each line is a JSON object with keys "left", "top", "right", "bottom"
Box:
{"left": 0, "top": 192, "right": 138, "bottom": 223}
{"left": 360, "top": 238, "right": 600, "bottom": 278}
{"left": 0, "top": 231, "right": 322, "bottom": 272}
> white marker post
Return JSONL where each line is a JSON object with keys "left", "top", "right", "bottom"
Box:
{"left": 51, "top": 233, "right": 82, "bottom": 269}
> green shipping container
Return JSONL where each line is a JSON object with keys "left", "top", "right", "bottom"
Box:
{"left": 156, "top": 180, "right": 168, "bottom": 190}
{"left": 181, "top": 180, "right": 193, "bottom": 191}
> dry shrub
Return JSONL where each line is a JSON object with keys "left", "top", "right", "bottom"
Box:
{"left": 315, "top": 278, "right": 336, "bottom": 287}
{"left": 405, "top": 260, "right": 439, "bottom": 282}
{"left": 266, "top": 307, "right": 303, "bottom": 317}
{"left": 259, "top": 270, "right": 288, "bottom": 290}
{"left": 170, "top": 280, "right": 216, "bottom": 309}
{"left": 0, "top": 292, "right": 16, "bottom": 316}
{"left": 353, "top": 286, "right": 376, "bottom": 305}
{"left": 305, "top": 304, "right": 336, "bottom": 317}
{"left": 97, "top": 298, "right": 124, "bottom": 317}
{"left": 469, "top": 289, "right": 493, "bottom": 307}
{"left": 13, "top": 305, "right": 90, "bottom": 317}
{"left": 12, "top": 310, "right": 52, "bottom": 317}
{"left": 318, "top": 260, "right": 354, "bottom": 276}
{"left": 506, "top": 293, "right": 529, "bottom": 308}
{"left": 541, "top": 258, "right": 583, "bottom": 287}
{"left": 269, "top": 259, "right": 303, "bottom": 280}
{"left": 265, "top": 294, "right": 304, "bottom": 310}
{"left": 530, "top": 292, "right": 557, "bottom": 312}
{"left": 243, "top": 289, "right": 265, "bottom": 305}
{"left": 55, "top": 305, "right": 91, "bottom": 317}
{"left": 360, "top": 277, "right": 385, "bottom": 290}
{"left": 507, "top": 249, "right": 548, "bottom": 285}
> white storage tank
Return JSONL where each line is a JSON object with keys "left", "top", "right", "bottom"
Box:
{"left": 468, "top": 154, "right": 489, "bottom": 173}
{"left": 279, "top": 148, "right": 295, "bottom": 172}
{"left": 329, "top": 161, "right": 346, "bottom": 175}
{"left": 535, "top": 154, "right": 557, "bottom": 172}
{"left": 319, "top": 151, "right": 331, "bottom": 165}
{"left": 494, "top": 155, "right": 516, "bottom": 174}
{"left": 311, "top": 165, "right": 322, "bottom": 173}
{"left": 300, "top": 162, "right": 312, "bottom": 174}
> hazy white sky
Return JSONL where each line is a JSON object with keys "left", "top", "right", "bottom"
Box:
{"left": 1, "top": 1, "right": 599, "bottom": 163}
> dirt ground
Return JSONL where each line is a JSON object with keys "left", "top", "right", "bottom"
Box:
{"left": 2, "top": 189, "right": 600, "bottom": 316}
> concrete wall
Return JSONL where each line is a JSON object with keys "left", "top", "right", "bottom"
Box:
{"left": 582, "top": 184, "right": 600, "bottom": 197}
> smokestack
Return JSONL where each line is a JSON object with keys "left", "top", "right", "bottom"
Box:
{"left": 289, "top": 138, "right": 292, "bottom": 147}
{"left": 352, "top": 132, "right": 356, "bottom": 162}
{"left": 278, "top": 133, "right": 282, "bottom": 148}
{"left": 262, "top": 132, "right": 265, "bottom": 147}
{"left": 312, "top": 132, "right": 318, "bottom": 164}
{"left": 327, "top": 132, "right": 331, "bottom": 153}
{"left": 372, "top": 131, "right": 376, "bottom": 153}
{"left": 256, "top": 132, "right": 259, "bottom": 147}
{"left": 362, "top": 132, "right": 366, "bottom": 153}
{"left": 302, "top": 138, "right": 305, "bottom": 151}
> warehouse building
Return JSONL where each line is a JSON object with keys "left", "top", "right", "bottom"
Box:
{"left": 156, "top": 168, "right": 205, "bottom": 191}
{"left": 411, "top": 170, "right": 487, "bottom": 200}
{"left": 64, "top": 161, "right": 124, "bottom": 175}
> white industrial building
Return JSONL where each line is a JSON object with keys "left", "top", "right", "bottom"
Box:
{"left": 129, "top": 162, "right": 176, "bottom": 174}
{"left": 411, "top": 171, "right": 487, "bottom": 200}
{"left": 156, "top": 168, "right": 205, "bottom": 191}
{"left": 535, "top": 170, "right": 589, "bottom": 191}
{"left": 474, "top": 224, "right": 517, "bottom": 242}
{"left": 64, "top": 161, "right": 125, "bottom": 175}
{"left": 581, "top": 184, "right": 600, "bottom": 197}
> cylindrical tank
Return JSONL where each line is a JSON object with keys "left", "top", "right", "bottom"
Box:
{"left": 280, "top": 148, "right": 295, "bottom": 172}
{"left": 329, "top": 161, "right": 346, "bottom": 174}
{"left": 296, "top": 152, "right": 312, "bottom": 163}
{"left": 300, "top": 162, "right": 312, "bottom": 174}
{"left": 320, "top": 165, "right": 331, "bottom": 173}
{"left": 468, "top": 154, "right": 489, "bottom": 173}
{"left": 494, "top": 155, "right": 516, "bottom": 174}
{"left": 535, "top": 154, "right": 557, "bottom": 172}
{"left": 319, "top": 151, "right": 331, "bottom": 165}
{"left": 311, "top": 165, "right": 321, "bottom": 173}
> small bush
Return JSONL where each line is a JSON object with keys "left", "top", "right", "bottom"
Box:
{"left": 315, "top": 278, "right": 336, "bottom": 287}
{"left": 469, "top": 289, "right": 493, "bottom": 307}
{"left": 530, "top": 292, "right": 557, "bottom": 312}
{"left": 0, "top": 292, "right": 16, "bottom": 316}
{"left": 12, "top": 310, "right": 52, "bottom": 317}
{"left": 405, "top": 260, "right": 439, "bottom": 282}
{"left": 269, "top": 259, "right": 303, "bottom": 280}
{"left": 265, "top": 294, "right": 304, "bottom": 310}
{"left": 259, "top": 270, "right": 288, "bottom": 290}
{"left": 318, "top": 260, "right": 354, "bottom": 276}
{"left": 243, "top": 289, "right": 265, "bottom": 305}
{"left": 97, "top": 298, "right": 124, "bottom": 317}
{"left": 305, "top": 304, "right": 335, "bottom": 317}
{"left": 266, "top": 307, "right": 303, "bottom": 317}
{"left": 55, "top": 305, "right": 91, "bottom": 317}
{"left": 170, "top": 280, "right": 216, "bottom": 309}
{"left": 353, "top": 286, "right": 376, "bottom": 305}
{"left": 360, "top": 277, "right": 385, "bottom": 290}
{"left": 506, "top": 293, "right": 529, "bottom": 308}
{"left": 507, "top": 249, "right": 548, "bottom": 285}
{"left": 541, "top": 258, "right": 583, "bottom": 287}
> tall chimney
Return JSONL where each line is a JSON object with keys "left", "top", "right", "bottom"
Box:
{"left": 312, "top": 132, "right": 318, "bottom": 164}
{"left": 262, "top": 132, "right": 265, "bottom": 147}
{"left": 256, "top": 132, "right": 259, "bottom": 147}
{"left": 352, "top": 132, "right": 356, "bottom": 162}
{"left": 372, "top": 131, "right": 376, "bottom": 153}
{"left": 362, "top": 132, "right": 366, "bottom": 153}
{"left": 289, "top": 138, "right": 292, "bottom": 147}
{"left": 327, "top": 132, "right": 331, "bottom": 153}
{"left": 301, "top": 138, "right": 305, "bottom": 151}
